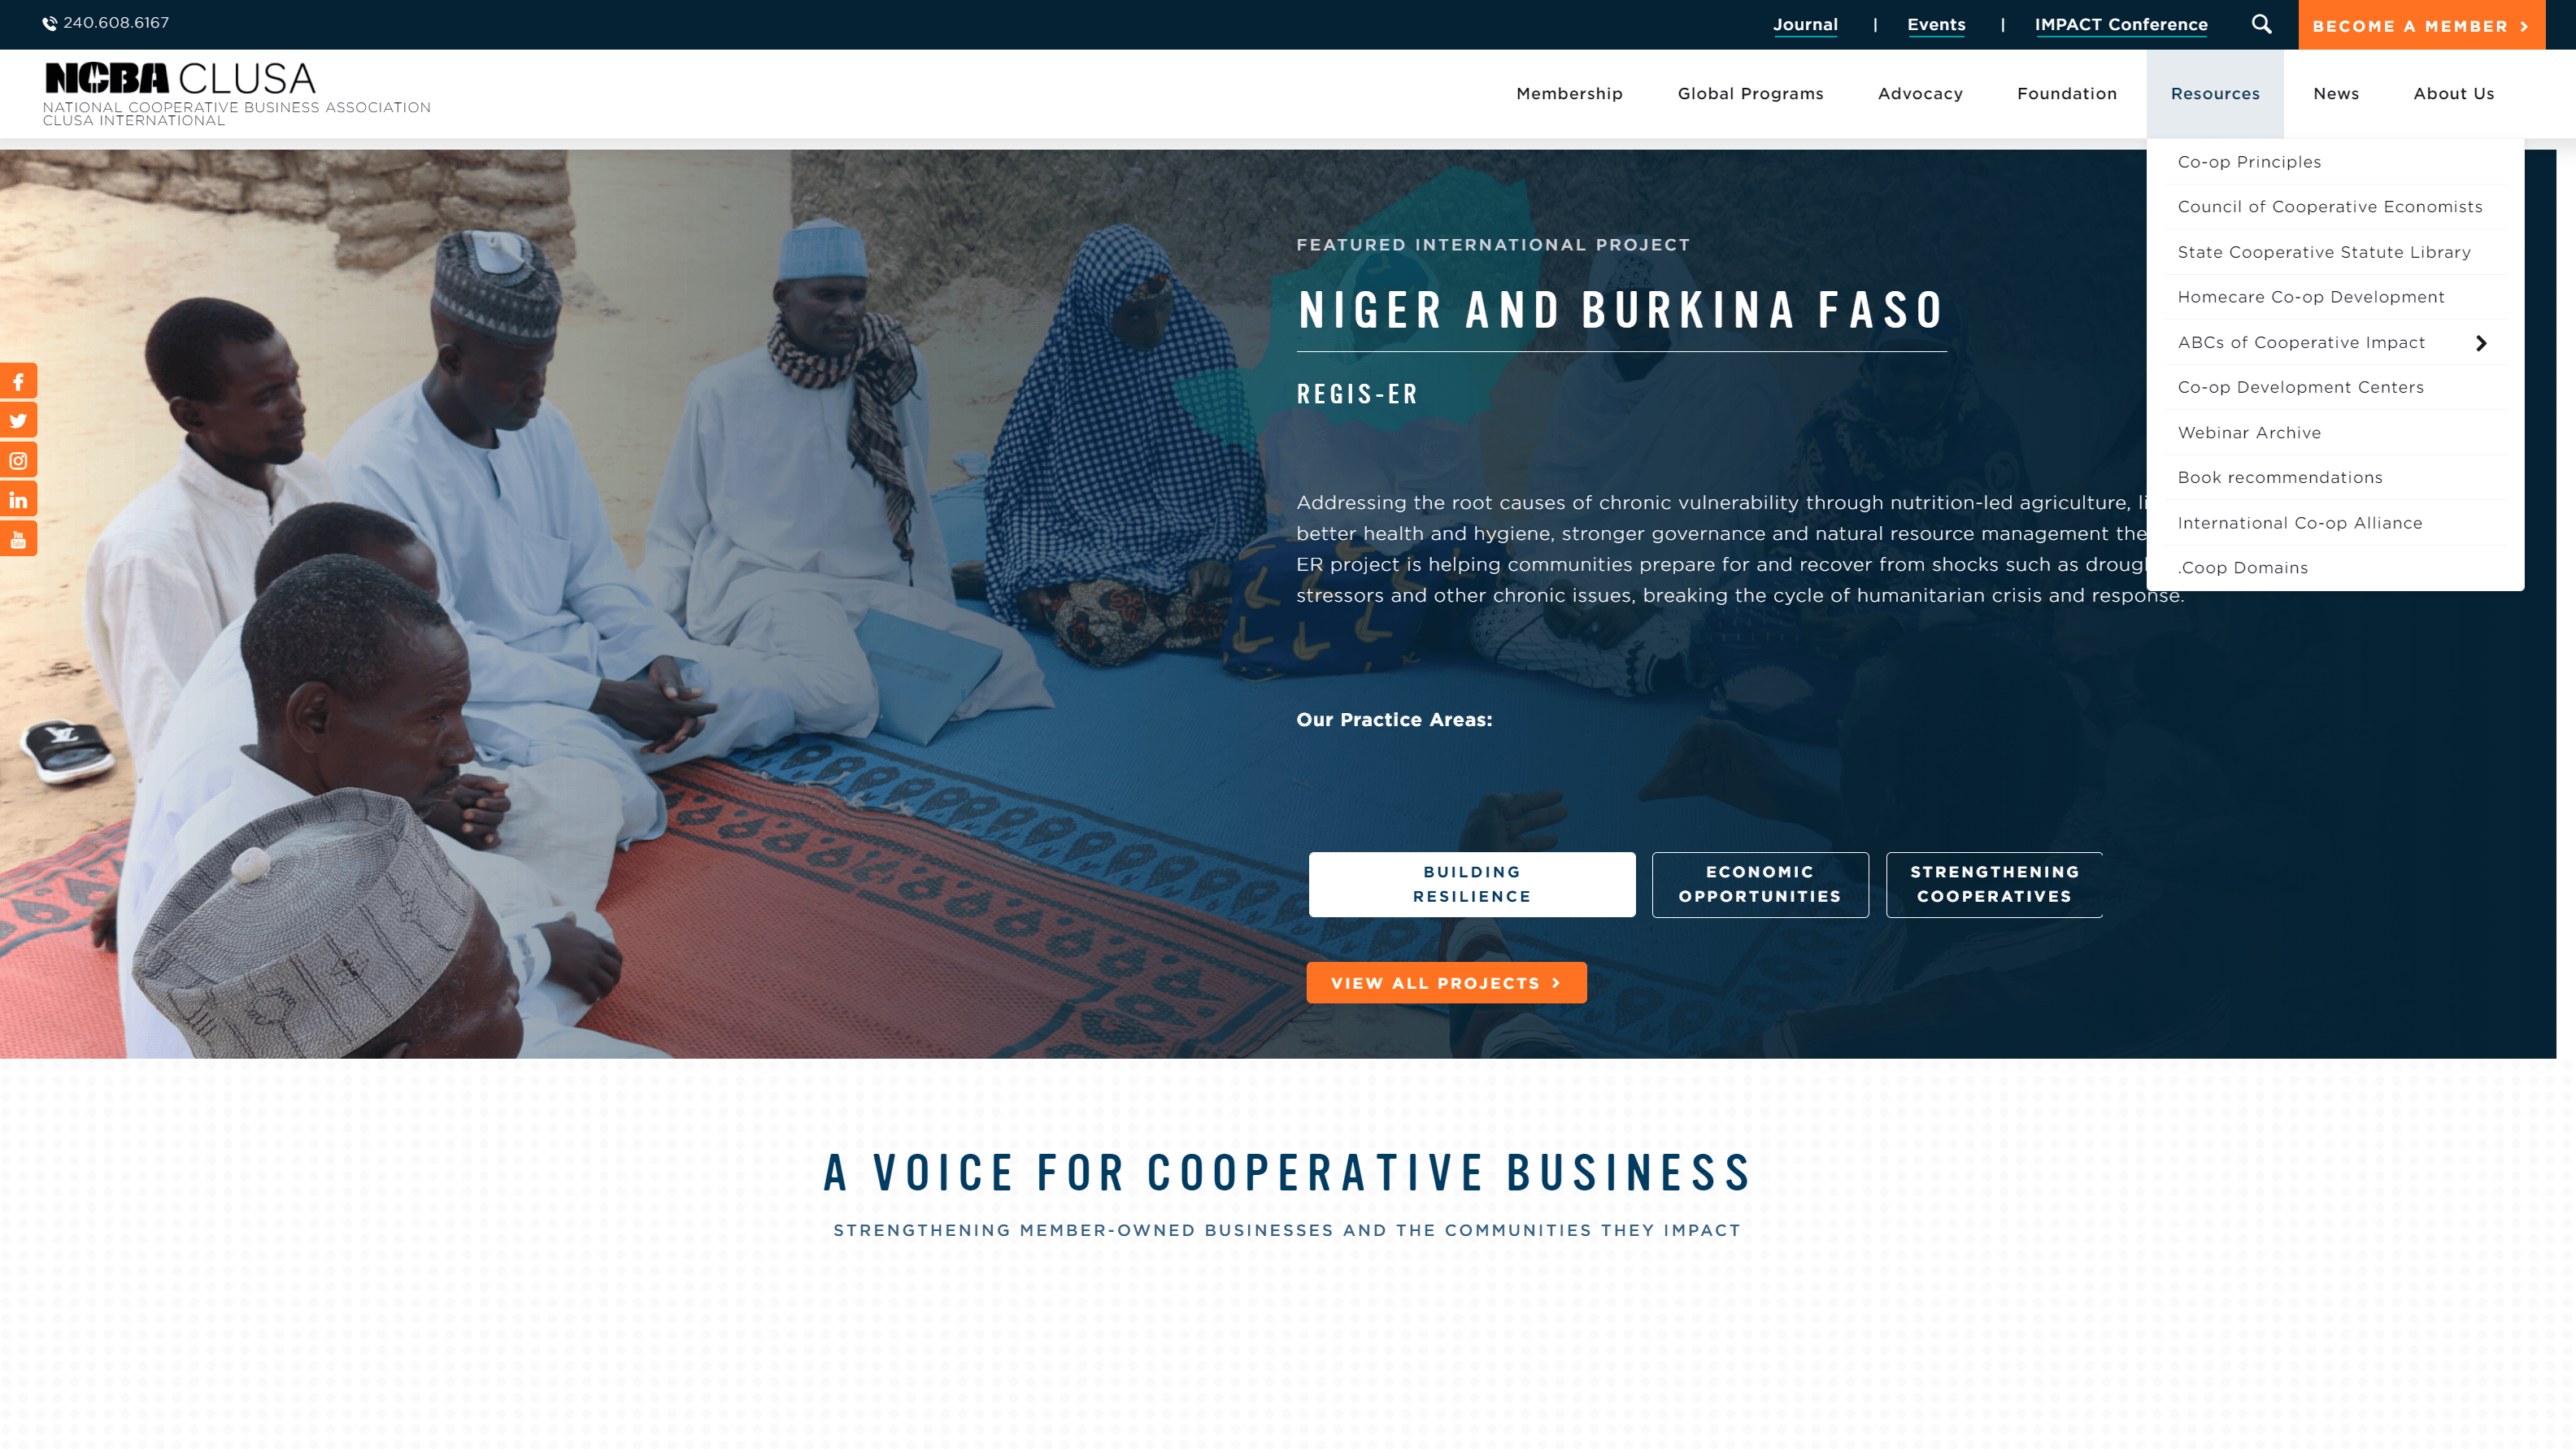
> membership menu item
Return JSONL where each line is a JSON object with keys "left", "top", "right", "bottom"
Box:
{"left": 2146, "top": 139, "right": 2523, "bottom": 592}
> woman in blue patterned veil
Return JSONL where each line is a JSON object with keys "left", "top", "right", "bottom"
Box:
{"left": 968, "top": 224, "right": 1267, "bottom": 667}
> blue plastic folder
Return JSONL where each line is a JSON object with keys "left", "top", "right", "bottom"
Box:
{"left": 855, "top": 611, "right": 1002, "bottom": 746}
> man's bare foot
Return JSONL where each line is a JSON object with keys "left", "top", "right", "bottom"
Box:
{"left": 1016, "top": 585, "right": 1070, "bottom": 621}
{"left": 87, "top": 883, "right": 119, "bottom": 950}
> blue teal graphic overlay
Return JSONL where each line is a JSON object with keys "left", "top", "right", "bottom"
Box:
{"left": 1180, "top": 168, "right": 1539, "bottom": 446}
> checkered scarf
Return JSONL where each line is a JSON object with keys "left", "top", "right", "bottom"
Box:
{"left": 767, "top": 315, "right": 919, "bottom": 562}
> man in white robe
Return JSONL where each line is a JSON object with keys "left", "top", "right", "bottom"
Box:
{"left": 333, "top": 230, "right": 794, "bottom": 844}
{"left": 83, "top": 298, "right": 331, "bottom": 777}
{"left": 139, "top": 553, "right": 661, "bottom": 1058}
{"left": 642, "top": 219, "right": 1049, "bottom": 739}
{"left": 116, "top": 503, "right": 624, "bottom": 1058}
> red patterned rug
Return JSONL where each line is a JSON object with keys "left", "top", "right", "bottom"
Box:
{"left": 0, "top": 765, "right": 1314, "bottom": 1060}
{"left": 0, "top": 820, "right": 124, "bottom": 1058}
{"left": 577, "top": 762, "right": 1309, "bottom": 1057}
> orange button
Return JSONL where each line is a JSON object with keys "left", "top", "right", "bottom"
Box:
{"left": 0, "top": 365, "right": 35, "bottom": 400}
{"left": 2300, "top": 1, "right": 2543, "bottom": 47}
{"left": 1307, "top": 961, "right": 1586, "bottom": 1005}
{"left": 0, "top": 403, "right": 35, "bottom": 438}
{"left": 1, "top": 481, "right": 33, "bottom": 516}
{"left": 0, "top": 444, "right": 30, "bottom": 478}
{"left": 2, "top": 520, "right": 35, "bottom": 557}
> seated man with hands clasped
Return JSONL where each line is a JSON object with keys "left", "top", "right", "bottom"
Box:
{"left": 144, "top": 554, "right": 663, "bottom": 1057}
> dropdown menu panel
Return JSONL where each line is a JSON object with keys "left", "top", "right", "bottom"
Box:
{"left": 2147, "top": 140, "right": 2523, "bottom": 591}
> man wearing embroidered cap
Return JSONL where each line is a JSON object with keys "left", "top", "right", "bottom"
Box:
{"left": 133, "top": 788, "right": 522, "bottom": 1059}
{"left": 145, "top": 553, "right": 664, "bottom": 1057}
{"left": 333, "top": 230, "right": 797, "bottom": 846}
{"left": 640, "top": 219, "right": 1049, "bottom": 739}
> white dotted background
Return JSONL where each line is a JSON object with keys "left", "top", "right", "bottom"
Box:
{"left": 0, "top": 1059, "right": 2565, "bottom": 1445}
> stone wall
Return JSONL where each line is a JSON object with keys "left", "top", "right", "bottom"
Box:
{"left": 0, "top": 149, "right": 576, "bottom": 271}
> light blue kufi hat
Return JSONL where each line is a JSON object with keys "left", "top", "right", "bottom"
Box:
{"left": 780, "top": 217, "right": 868, "bottom": 281}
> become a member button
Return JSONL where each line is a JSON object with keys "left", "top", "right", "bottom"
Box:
{"left": 2298, "top": 0, "right": 2542, "bottom": 47}
{"left": 1306, "top": 961, "right": 1586, "bottom": 1005}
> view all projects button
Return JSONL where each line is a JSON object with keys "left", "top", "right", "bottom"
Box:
{"left": 1306, "top": 961, "right": 1586, "bottom": 1006}
{"left": 1305, "top": 852, "right": 1636, "bottom": 918}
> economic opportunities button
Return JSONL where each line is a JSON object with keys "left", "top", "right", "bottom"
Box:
{"left": 1306, "top": 961, "right": 1587, "bottom": 1005}
{"left": 1305, "top": 852, "right": 1637, "bottom": 918}
{"left": 1651, "top": 851, "right": 1870, "bottom": 919}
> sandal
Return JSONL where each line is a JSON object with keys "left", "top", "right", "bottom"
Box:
{"left": 21, "top": 720, "right": 115, "bottom": 785}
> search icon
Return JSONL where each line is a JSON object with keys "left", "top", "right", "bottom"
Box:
{"left": 2252, "top": 12, "right": 2274, "bottom": 33}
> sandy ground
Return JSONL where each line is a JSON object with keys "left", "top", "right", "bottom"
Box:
{"left": 0, "top": 149, "right": 1571, "bottom": 873}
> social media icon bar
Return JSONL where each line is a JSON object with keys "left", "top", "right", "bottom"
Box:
{"left": 1, "top": 363, "right": 34, "bottom": 557}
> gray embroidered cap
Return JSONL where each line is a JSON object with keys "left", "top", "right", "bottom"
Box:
{"left": 429, "top": 228, "right": 562, "bottom": 346}
{"left": 133, "top": 788, "right": 481, "bottom": 1059}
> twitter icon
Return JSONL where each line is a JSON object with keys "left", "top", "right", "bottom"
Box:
{"left": 0, "top": 405, "right": 33, "bottom": 437}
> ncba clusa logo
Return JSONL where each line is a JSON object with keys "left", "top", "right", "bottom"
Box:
{"left": 43, "top": 61, "right": 315, "bottom": 95}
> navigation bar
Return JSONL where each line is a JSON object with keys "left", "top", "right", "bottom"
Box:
{"left": 3, "top": 51, "right": 2555, "bottom": 144}
{"left": 10, "top": 3, "right": 2555, "bottom": 50}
